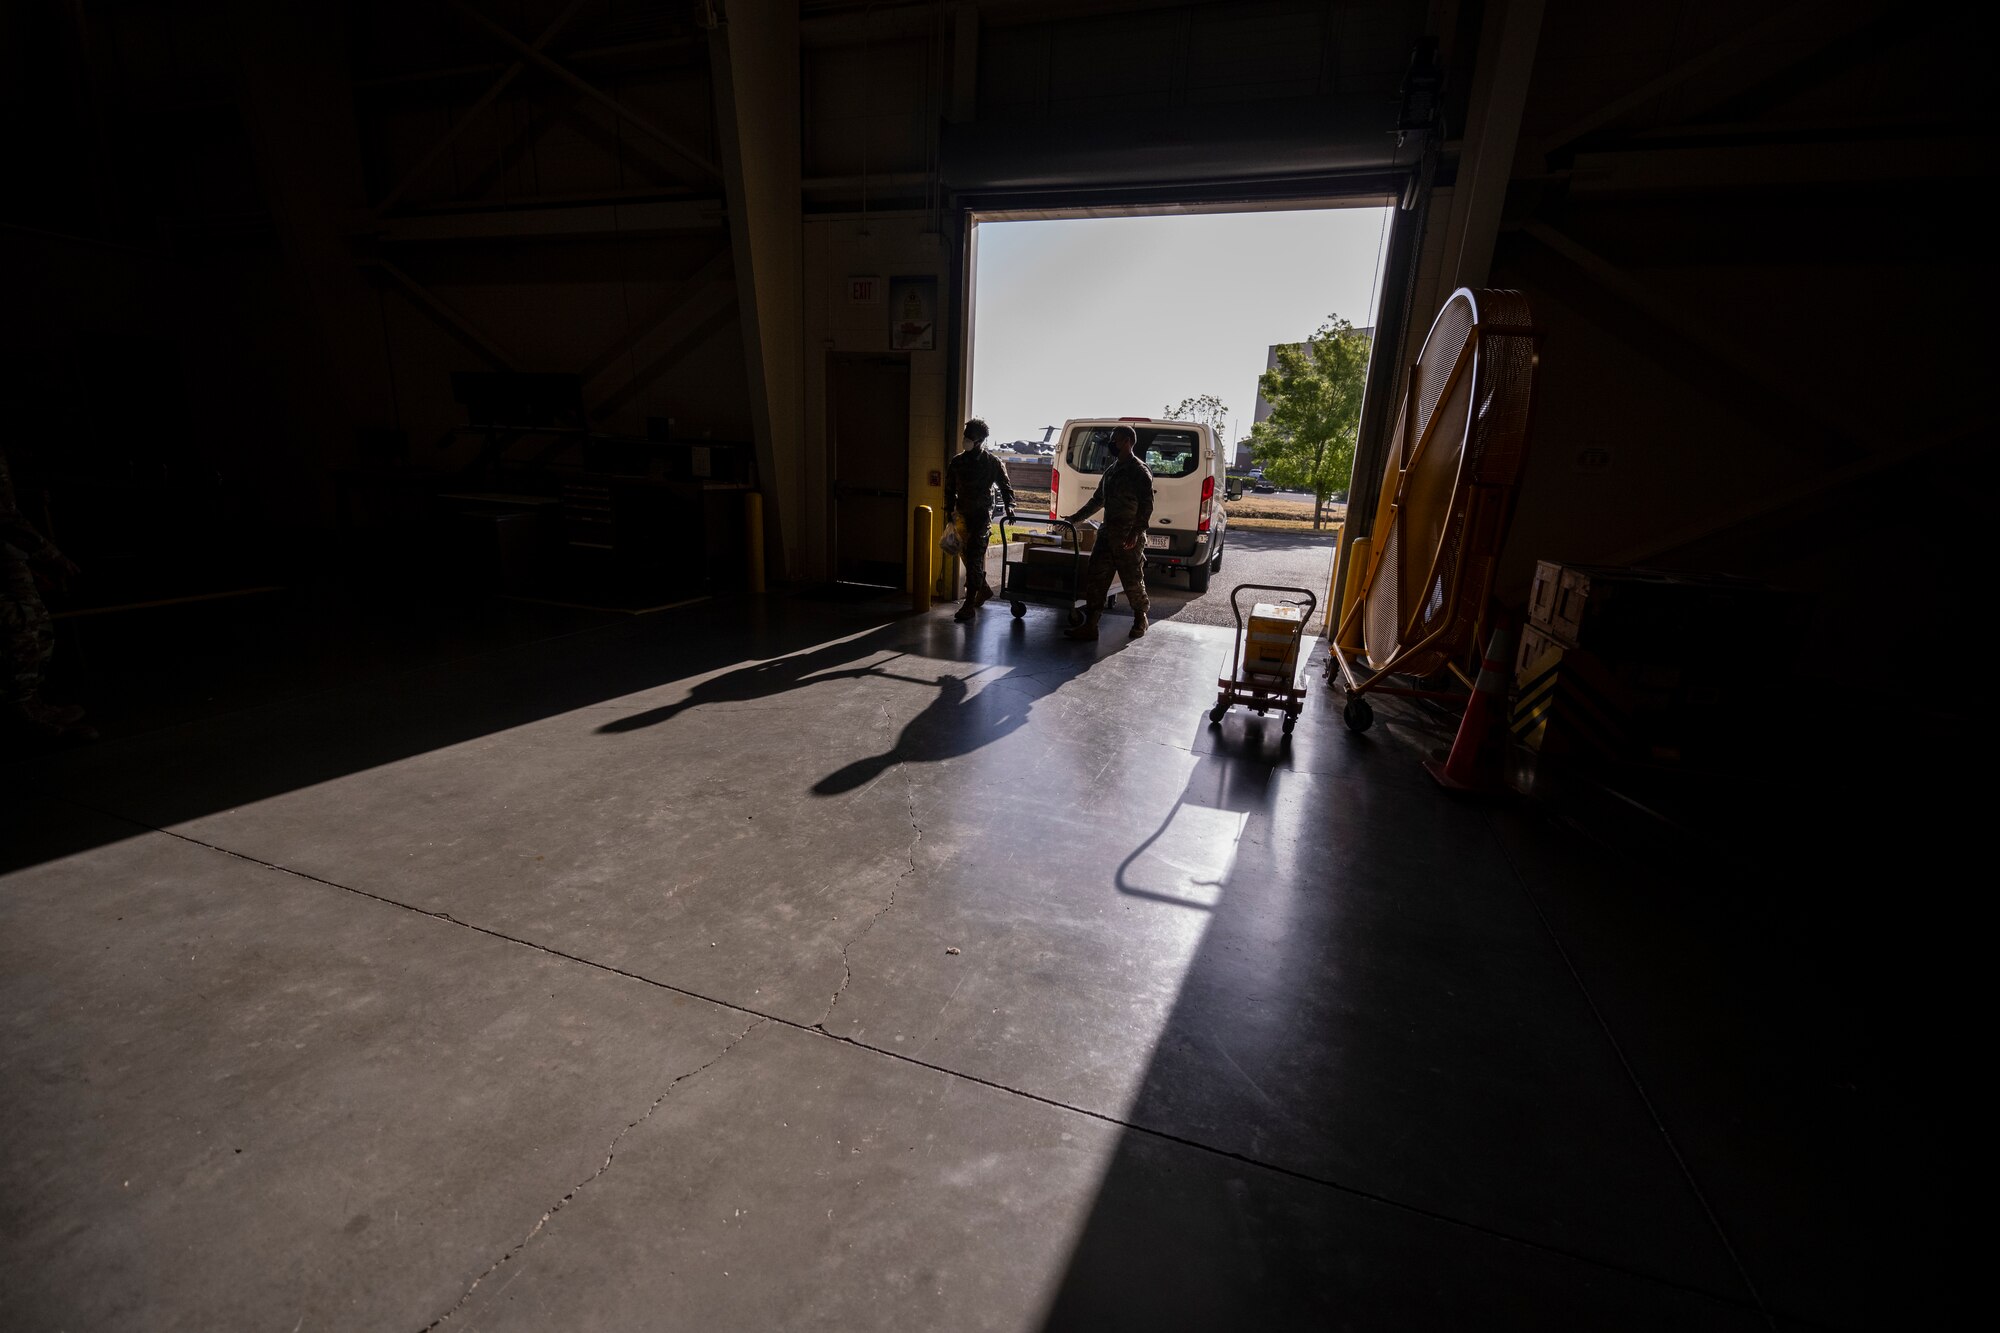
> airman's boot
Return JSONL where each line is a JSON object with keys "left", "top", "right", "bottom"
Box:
{"left": 1063, "top": 615, "right": 1100, "bottom": 641}
{"left": 1128, "top": 612, "right": 1149, "bottom": 638}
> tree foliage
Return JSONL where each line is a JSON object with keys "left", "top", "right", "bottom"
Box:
{"left": 1247, "top": 317, "right": 1371, "bottom": 528}
{"left": 1160, "top": 393, "right": 1229, "bottom": 439}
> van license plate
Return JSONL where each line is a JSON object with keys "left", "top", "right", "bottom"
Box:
{"left": 1143, "top": 534, "right": 1170, "bottom": 550}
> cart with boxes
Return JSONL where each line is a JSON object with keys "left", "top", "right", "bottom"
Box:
{"left": 1210, "top": 583, "right": 1319, "bottom": 736}
{"left": 999, "top": 518, "right": 1123, "bottom": 627}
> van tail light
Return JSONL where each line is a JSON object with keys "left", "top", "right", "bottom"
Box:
{"left": 1050, "top": 467, "right": 1059, "bottom": 519}
{"left": 1198, "top": 475, "right": 1215, "bottom": 532}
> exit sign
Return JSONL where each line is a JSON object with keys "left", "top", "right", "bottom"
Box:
{"left": 846, "top": 276, "right": 883, "bottom": 305}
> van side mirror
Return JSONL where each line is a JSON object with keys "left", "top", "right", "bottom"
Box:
{"left": 1226, "top": 480, "right": 1243, "bottom": 500}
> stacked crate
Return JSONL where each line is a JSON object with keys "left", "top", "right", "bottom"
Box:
{"left": 1512, "top": 561, "right": 1801, "bottom": 770}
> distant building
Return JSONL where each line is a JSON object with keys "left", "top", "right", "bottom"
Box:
{"left": 1252, "top": 328, "right": 1374, "bottom": 427}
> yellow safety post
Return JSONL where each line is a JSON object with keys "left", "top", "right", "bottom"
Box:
{"left": 929, "top": 510, "right": 941, "bottom": 597}
{"left": 745, "top": 491, "right": 766, "bottom": 594}
{"left": 1324, "top": 538, "right": 1342, "bottom": 638}
{"left": 1337, "top": 536, "right": 1371, "bottom": 652}
{"left": 912, "top": 505, "right": 934, "bottom": 613}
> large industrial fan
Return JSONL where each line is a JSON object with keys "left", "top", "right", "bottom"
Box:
{"left": 1329, "top": 287, "right": 1537, "bottom": 731}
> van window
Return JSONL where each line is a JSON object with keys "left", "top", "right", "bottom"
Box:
{"left": 1065, "top": 427, "right": 1202, "bottom": 478}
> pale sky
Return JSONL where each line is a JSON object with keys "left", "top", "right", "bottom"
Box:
{"left": 969, "top": 206, "right": 1392, "bottom": 448}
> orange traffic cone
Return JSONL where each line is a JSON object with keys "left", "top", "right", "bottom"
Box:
{"left": 1424, "top": 621, "right": 1516, "bottom": 792}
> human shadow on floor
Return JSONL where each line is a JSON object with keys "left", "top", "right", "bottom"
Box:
{"left": 595, "top": 623, "right": 931, "bottom": 734}
{"left": 4, "top": 593, "right": 899, "bottom": 878}
{"left": 813, "top": 671, "right": 1013, "bottom": 794}
{"left": 810, "top": 625, "right": 1103, "bottom": 795}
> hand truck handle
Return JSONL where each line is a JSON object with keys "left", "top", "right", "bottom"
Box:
{"left": 1227, "top": 583, "right": 1319, "bottom": 631}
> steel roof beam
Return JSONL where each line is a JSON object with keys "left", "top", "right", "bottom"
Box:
{"left": 439, "top": 0, "right": 721, "bottom": 185}
{"left": 374, "top": 0, "right": 593, "bottom": 216}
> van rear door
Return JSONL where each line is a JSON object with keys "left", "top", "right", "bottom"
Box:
{"left": 1058, "top": 423, "right": 1207, "bottom": 533}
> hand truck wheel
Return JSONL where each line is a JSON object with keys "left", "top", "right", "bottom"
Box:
{"left": 1282, "top": 712, "right": 1297, "bottom": 735}
{"left": 1011, "top": 601, "right": 1027, "bottom": 618}
{"left": 1209, "top": 701, "right": 1229, "bottom": 725}
{"left": 1066, "top": 605, "right": 1087, "bottom": 628}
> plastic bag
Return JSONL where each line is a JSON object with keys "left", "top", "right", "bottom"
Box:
{"left": 939, "top": 520, "right": 963, "bottom": 557}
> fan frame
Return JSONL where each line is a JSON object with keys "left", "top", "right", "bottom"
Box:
{"left": 1328, "top": 287, "right": 1539, "bottom": 709}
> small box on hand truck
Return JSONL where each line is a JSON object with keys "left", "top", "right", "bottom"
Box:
{"left": 1211, "top": 584, "right": 1319, "bottom": 738}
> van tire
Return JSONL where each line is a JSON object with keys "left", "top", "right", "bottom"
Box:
{"left": 1188, "top": 564, "right": 1211, "bottom": 593}
{"left": 1209, "top": 539, "right": 1224, "bottom": 574}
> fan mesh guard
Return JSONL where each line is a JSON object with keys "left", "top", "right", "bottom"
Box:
{"left": 1361, "top": 288, "right": 1536, "bottom": 675}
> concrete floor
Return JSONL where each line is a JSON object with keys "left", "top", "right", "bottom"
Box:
{"left": 2, "top": 578, "right": 1879, "bottom": 1331}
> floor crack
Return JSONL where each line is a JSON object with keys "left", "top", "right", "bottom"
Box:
{"left": 81, "top": 798, "right": 1761, "bottom": 1319}
{"left": 417, "top": 1014, "right": 766, "bottom": 1331}
{"left": 815, "top": 699, "right": 923, "bottom": 1030}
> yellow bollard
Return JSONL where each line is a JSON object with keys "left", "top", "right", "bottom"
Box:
{"left": 911, "top": 505, "right": 933, "bottom": 613}
{"left": 927, "top": 510, "right": 940, "bottom": 597}
{"left": 744, "top": 491, "right": 766, "bottom": 594}
{"left": 1324, "top": 538, "right": 1341, "bottom": 638}
{"left": 1337, "top": 535, "right": 1371, "bottom": 652}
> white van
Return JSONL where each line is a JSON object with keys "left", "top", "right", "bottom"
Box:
{"left": 1048, "top": 417, "right": 1228, "bottom": 591}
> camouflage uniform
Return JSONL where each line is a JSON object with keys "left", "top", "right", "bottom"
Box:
{"left": 942, "top": 445, "right": 1015, "bottom": 597}
{"left": 1, "top": 451, "right": 61, "bottom": 707}
{"left": 1071, "top": 452, "right": 1154, "bottom": 619}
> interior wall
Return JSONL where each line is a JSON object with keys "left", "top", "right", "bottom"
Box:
{"left": 2, "top": 0, "right": 367, "bottom": 560}
{"left": 711, "top": 0, "right": 807, "bottom": 578}
{"left": 801, "top": 214, "right": 959, "bottom": 589}
{"left": 804, "top": 32, "right": 936, "bottom": 184}
{"left": 2, "top": 230, "right": 328, "bottom": 555}
{"left": 949, "top": 0, "right": 1427, "bottom": 191}
{"left": 373, "top": 232, "right": 752, "bottom": 454}
{"left": 68, "top": 0, "right": 1981, "bottom": 624}
{"left": 5, "top": 0, "right": 750, "bottom": 562}
{"left": 351, "top": 1, "right": 744, "bottom": 484}
{"left": 1369, "top": 0, "right": 1985, "bottom": 714}
{"left": 15, "top": 0, "right": 1448, "bottom": 597}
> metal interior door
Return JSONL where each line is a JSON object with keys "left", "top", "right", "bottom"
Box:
{"left": 829, "top": 353, "right": 911, "bottom": 587}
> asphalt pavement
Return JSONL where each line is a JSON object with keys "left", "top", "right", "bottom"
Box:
{"left": 1142, "top": 527, "right": 1340, "bottom": 629}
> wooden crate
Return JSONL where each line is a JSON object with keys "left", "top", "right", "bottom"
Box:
{"left": 1528, "top": 559, "right": 1565, "bottom": 632}
{"left": 1550, "top": 564, "right": 1793, "bottom": 660}
{"left": 1511, "top": 632, "right": 1689, "bottom": 765}
{"left": 1515, "top": 622, "right": 1567, "bottom": 682}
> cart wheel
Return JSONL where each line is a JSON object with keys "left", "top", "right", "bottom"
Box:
{"left": 1010, "top": 601, "right": 1027, "bottom": 618}
{"left": 1209, "top": 702, "right": 1228, "bottom": 725}
{"left": 1342, "top": 697, "right": 1374, "bottom": 733}
{"left": 1283, "top": 713, "right": 1298, "bottom": 736}
{"left": 1066, "top": 605, "right": 1086, "bottom": 628}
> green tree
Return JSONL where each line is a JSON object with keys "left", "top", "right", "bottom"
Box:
{"left": 1160, "top": 394, "right": 1229, "bottom": 440}
{"left": 1247, "top": 317, "right": 1371, "bottom": 529}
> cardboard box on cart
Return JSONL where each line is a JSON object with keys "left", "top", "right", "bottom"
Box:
{"left": 1012, "top": 518, "right": 1098, "bottom": 553}
{"left": 991, "top": 518, "right": 1105, "bottom": 601}
{"left": 1244, "top": 602, "right": 1305, "bottom": 682}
